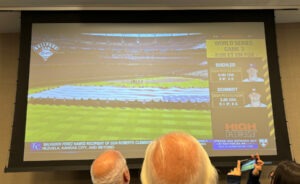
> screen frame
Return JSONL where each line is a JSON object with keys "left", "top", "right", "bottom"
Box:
{"left": 5, "top": 10, "right": 292, "bottom": 172}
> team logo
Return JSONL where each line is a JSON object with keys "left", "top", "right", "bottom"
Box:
{"left": 259, "top": 139, "right": 268, "bottom": 148}
{"left": 32, "top": 42, "right": 59, "bottom": 61}
{"left": 30, "top": 142, "right": 42, "bottom": 151}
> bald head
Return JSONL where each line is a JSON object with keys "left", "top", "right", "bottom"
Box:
{"left": 141, "top": 132, "right": 218, "bottom": 184}
{"left": 91, "top": 150, "right": 130, "bottom": 184}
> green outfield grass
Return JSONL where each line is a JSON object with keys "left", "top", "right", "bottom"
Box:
{"left": 25, "top": 104, "right": 212, "bottom": 142}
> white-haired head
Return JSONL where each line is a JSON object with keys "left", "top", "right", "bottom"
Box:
{"left": 141, "top": 132, "right": 218, "bottom": 184}
{"left": 90, "top": 150, "right": 130, "bottom": 184}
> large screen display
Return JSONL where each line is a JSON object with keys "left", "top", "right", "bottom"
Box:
{"left": 24, "top": 22, "right": 276, "bottom": 161}
{"left": 6, "top": 10, "right": 291, "bottom": 172}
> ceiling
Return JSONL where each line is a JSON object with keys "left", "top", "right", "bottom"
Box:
{"left": 0, "top": 0, "right": 300, "bottom": 33}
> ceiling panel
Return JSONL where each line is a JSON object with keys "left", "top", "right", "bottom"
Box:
{"left": 0, "top": 0, "right": 299, "bottom": 33}
{"left": 0, "top": 0, "right": 299, "bottom": 10}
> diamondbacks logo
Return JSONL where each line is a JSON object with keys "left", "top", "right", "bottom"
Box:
{"left": 32, "top": 42, "right": 59, "bottom": 61}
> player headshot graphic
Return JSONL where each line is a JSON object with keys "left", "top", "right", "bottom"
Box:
{"left": 243, "top": 64, "right": 264, "bottom": 82}
{"left": 245, "top": 88, "right": 267, "bottom": 108}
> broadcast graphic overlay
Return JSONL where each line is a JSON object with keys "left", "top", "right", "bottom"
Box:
{"left": 23, "top": 23, "right": 276, "bottom": 161}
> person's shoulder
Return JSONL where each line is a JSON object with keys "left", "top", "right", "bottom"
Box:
{"left": 242, "top": 78, "right": 264, "bottom": 82}
{"left": 259, "top": 103, "right": 267, "bottom": 107}
{"left": 255, "top": 78, "right": 264, "bottom": 82}
{"left": 245, "top": 104, "right": 252, "bottom": 107}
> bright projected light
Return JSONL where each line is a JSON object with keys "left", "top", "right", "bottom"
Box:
{"left": 24, "top": 22, "right": 275, "bottom": 161}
